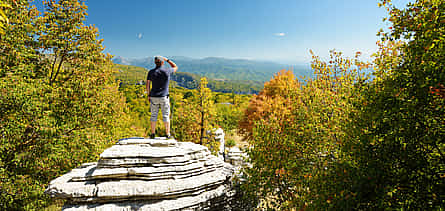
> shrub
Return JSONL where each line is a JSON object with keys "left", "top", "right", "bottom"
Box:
{"left": 225, "top": 139, "right": 236, "bottom": 148}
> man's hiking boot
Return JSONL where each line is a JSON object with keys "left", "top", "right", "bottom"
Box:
{"left": 150, "top": 133, "right": 155, "bottom": 139}
{"left": 165, "top": 135, "right": 174, "bottom": 140}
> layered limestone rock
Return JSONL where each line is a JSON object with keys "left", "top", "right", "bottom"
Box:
{"left": 212, "top": 128, "right": 225, "bottom": 159}
{"left": 45, "top": 138, "right": 236, "bottom": 210}
{"left": 225, "top": 147, "right": 247, "bottom": 167}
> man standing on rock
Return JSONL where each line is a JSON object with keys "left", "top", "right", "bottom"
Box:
{"left": 146, "top": 56, "right": 178, "bottom": 139}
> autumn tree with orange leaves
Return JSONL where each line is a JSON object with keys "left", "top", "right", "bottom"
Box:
{"left": 239, "top": 50, "right": 370, "bottom": 209}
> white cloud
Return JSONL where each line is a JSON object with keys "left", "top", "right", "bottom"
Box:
{"left": 136, "top": 33, "right": 143, "bottom": 39}
{"left": 274, "top": 32, "right": 286, "bottom": 37}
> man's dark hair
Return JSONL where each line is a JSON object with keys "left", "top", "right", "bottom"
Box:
{"left": 154, "top": 56, "right": 163, "bottom": 67}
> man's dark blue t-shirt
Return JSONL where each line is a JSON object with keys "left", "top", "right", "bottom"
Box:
{"left": 147, "top": 66, "right": 174, "bottom": 97}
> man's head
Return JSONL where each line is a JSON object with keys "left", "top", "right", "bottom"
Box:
{"left": 154, "top": 56, "right": 164, "bottom": 67}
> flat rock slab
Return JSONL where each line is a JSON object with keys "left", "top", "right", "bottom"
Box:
{"left": 45, "top": 163, "right": 98, "bottom": 199}
{"left": 63, "top": 185, "right": 230, "bottom": 211}
{"left": 97, "top": 152, "right": 210, "bottom": 168}
{"left": 117, "top": 138, "right": 178, "bottom": 147}
{"left": 100, "top": 144, "right": 208, "bottom": 159}
{"left": 97, "top": 141, "right": 211, "bottom": 168}
{"left": 45, "top": 138, "right": 236, "bottom": 210}
{"left": 72, "top": 156, "right": 224, "bottom": 181}
{"left": 94, "top": 170, "right": 226, "bottom": 200}
{"left": 47, "top": 162, "right": 227, "bottom": 203}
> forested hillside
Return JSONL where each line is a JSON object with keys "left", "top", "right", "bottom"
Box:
{"left": 113, "top": 63, "right": 148, "bottom": 84}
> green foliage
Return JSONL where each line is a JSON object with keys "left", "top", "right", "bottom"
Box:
{"left": 196, "top": 78, "right": 217, "bottom": 150}
{"left": 341, "top": 0, "right": 445, "bottom": 209}
{"left": 0, "top": 0, "right": 136, "bottom": 209}
{"left": 214, "top": 94, "right": 251, "bottom": 132}
{"left": 170, "top": 88, "right": 202, "bottom": 142}
{"left": 225, "top": 139, "right": 236, "bottom": 148}
{"left": 118, "top": 84, "right": 151, "bottom": 135}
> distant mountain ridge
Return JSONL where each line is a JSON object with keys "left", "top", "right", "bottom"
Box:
{"left": 113, "top": 56, "right": 311, "bottom": 82}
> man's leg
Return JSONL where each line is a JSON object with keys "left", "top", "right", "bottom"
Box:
{"left": 160, "top": 97, "right": 171, "bottom": 138}
{"left": 164, "top": 121, "right": 170, "bottom": 136}
{"left": 150, "top": 98, "right": 161, "bottom": 138}
{"left": 151, "top": 121, "right": 156, "bottom": 135}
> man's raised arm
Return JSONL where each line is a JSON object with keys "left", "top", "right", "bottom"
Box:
{"left": 164, "top": 57, "right": 178, "bottom": 72}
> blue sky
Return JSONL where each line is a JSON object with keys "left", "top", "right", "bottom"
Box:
{"left": 36, "top": 0, "right": 410, "bottom": 64}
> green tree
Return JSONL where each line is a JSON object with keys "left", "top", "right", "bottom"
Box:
{"left": 119, "top": 84, "right": 151, "bottom": 135}
{"left": 0, "top": 0, "right": 135, "bottom": 209}
{"left": 343, "top": 0, "right": 445, "bottom": 209}
{"left": 198, "top": 78, "right": 215, "bottom": 144}
{"left": 171, "top": 89, "right": 202, "bottom": 142}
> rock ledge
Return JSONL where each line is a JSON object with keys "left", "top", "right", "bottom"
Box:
{"left": 45, "top": 137, "right": 235, "bottom": 211}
